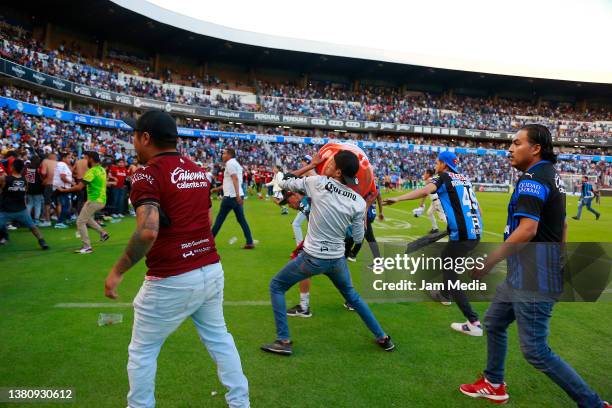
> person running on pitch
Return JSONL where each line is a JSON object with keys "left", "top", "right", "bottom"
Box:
{"left": 384, "top": 151, "right": 484, "bottom": 336}
{"left": 572, "top": 175, "right": 600, "bottom": 221}
{"left": 261, "top": 151, "right": 394, "bottom": 355}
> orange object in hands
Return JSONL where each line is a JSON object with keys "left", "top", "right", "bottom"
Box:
{"left": 316, "top": 143, "right": 377, "bottom": 199}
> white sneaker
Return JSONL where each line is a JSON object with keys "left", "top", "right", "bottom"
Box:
{"left": 38, "top": 221, "right": 52, "bottom": 227}
{"left": 112, "top": 214, "right": 119, "bottom": 218}
{"left": 75, "top": 247, "right": 93, "bottom": 254}
{"left": 54, "top": 223, "right": 68, "bottom": 229}
{"left": 7, "top": 224, "right": 17, "bottom": 230}
{"left": 451, "top": 321, "right": 483, "bottom": 337}
{"left": 347, "top": 256, "right": 357, "bottom": 262}
{"left": 118, "top": 214, "right": 125, "bottom": 218}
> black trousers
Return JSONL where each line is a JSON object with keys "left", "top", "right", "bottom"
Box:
{"left": 440, "top": 239, "right": 480, "bottom": 323}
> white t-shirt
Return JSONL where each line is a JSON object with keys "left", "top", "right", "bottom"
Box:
{"left": 279, "top": 175, "right": 366, "bottom": 259}
{"left": 222, "top": 158, "right": 244, "bottom": 197}
{"left": 266, "top": 171, "right": 284, "bottom": 193}
{"left": 53, "top": 161, "right": 73, "bottom": 189}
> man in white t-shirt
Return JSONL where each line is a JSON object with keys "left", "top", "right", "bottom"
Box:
{"left": 53, "top": 153, "right": 74, "bottom": 229}
{"left": 261, "top": 151, "right": 394, "bottom": 355}
{"left": 211, "top": 148, "right": 254, "bottom": 249}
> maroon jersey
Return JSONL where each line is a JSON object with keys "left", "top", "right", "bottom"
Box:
{"left": 130, "top": 152, "right": 220, "bottom": 278}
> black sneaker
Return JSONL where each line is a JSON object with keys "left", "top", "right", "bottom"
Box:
{"left": 287, "top": 304, "right": 312, "bottom": 318}
{"left": 571, "top": 216, "right": 579, "bottom": 220}
{"left": 343, "top": 302, "right": 355, "bottom": 311}
{"left": 100, "top": 233, "right": 110, "bottom": 242}
{"left": 596, "top": 213, "right": 601, "bottom": 220}
{"left": 429, "top": 228, "right": 439, "bottom": 234}
{"left": 38, "top": 238, "right": 49, "bottom": 250}
{"left": 377, "top": 335, "right": 395, "bottom": 352}
{"left": 261, "top": 340, "right": 293, "bottom": 356}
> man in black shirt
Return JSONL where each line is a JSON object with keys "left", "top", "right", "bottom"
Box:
{"left": 0, "top": 159, "right": 49, "bottom": 249}
{"left": 459, "top": 125, "right": 608, "bottom": 407}
{"left": 25, "top": 156, "right": 45, "bottom": 225}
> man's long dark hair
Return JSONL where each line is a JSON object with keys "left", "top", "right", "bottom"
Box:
{"left": 521, "top": 124, "right": 557, "bottom": 164}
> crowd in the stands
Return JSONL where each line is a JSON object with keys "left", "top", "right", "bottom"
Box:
{"left": 1, "top": 19, "right": 610, "bottom": 139}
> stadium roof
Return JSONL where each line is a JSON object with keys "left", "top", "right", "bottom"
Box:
{"left": 114, "top": 0, "right": 612, "bottom": 85}
{"left": 6, "top": 0, "right": 612, "bottom": 100}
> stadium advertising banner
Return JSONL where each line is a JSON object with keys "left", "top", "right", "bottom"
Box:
{"left": 0, "top": 58, "right": 610, "bottom": 147}
{"left": 3, "top": 60, "right": 72, "bottom": 93}
{"left": 2, "top": 95, "right": 611, "bottom": 164}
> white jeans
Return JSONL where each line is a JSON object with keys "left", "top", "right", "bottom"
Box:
{"left": 127, "top": 262, "right": 249, "bottom": 408}
{"left": 427, "top": 199, "right": 446, "bottom": 230}
{"left": 291, "top": 211, "right": 307, "bottom": 245}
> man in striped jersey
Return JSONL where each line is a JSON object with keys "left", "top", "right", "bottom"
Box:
{"left": 572, "top": 176, "right": 600, "bottom": 221}
{"left": 384, "top": 151, "right": 483, "bottom": 336}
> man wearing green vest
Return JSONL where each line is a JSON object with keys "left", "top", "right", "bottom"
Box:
{"left": 59, "top": 151, "right": 110, "bottom": 254}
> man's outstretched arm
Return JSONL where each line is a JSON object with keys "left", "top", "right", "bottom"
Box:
{"left": 104, "top": 204, "right": 160, "bottom": 299}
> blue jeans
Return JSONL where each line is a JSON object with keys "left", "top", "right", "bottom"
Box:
{"left": 576, "top": 198, "right": 599, "bottom": 219}
{"left": 26, "top": 194, "right": 44, "bottom": 221}
{"left": 128, "top": 263, "right": 249, "bottom": 408}
{"left": 212, "top": 197, "right": 253, "bottom": 245}
{"left": 56, "top": 192, "right": 71, "bottom": 223}
{"left": 0, "top": 209, "right": 35, "bottom": 229}
{"left": 484, "top": 282, "right": 603, "bottom": 408}
{"left": 269, "top": 252, "right": 386, "bottom": 341}
{"left": 110, "top": 187, "right": 126, "bottom": 214}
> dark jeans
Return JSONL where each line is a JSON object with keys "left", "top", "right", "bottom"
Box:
{"left": 211, "top": 197, "right": 253, "bottom": 245}
{"left": 440, "top": 239, "right": 480, "bottom": 323}
{"left": 110, "top": 187, "right": 126, "bottom": 214}
{"left": 484, "top": 282, "right": 604, "bottom": 408}
{"left": 269, "top": 251, "right": 386, "bottom": 340}
{"left": 576, "top": 198, "right": 600, "bottom": 219}
{"left": 57, "top": 192, "right": 71, "bottom": 224}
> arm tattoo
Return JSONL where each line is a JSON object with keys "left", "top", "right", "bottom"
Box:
{"left": 112, "top": 204, "right": 160, "bottom": 275}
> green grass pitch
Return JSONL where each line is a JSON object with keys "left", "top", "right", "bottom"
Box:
{"left": 1, "top": 192, "right": 610, "bottom": 407}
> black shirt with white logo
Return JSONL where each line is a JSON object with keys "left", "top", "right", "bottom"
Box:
{"left": 25, "top": 167, "right": 44, "bottom": 195}
{"left": 2, "top": 175, "right": 27, "bottom": 212}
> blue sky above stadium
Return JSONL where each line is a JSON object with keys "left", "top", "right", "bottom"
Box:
{"left": 113, "top": 0, "right": 612, "bottom": 84}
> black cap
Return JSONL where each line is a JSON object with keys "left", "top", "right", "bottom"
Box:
{"left": 124, "top": 110, "right": 178, "bottom": 144}
{"left": 334, "top": 150, "right": 359, "bottom": 186}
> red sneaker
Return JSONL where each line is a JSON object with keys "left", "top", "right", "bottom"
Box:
{"left": 603, "top": 402, "right": 610, "bottom": 408}
{"left": 460, "top": 375, "right": 509, "bottom": 404}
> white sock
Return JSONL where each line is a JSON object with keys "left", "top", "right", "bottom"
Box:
{"left": 300, "top": 292, "right": 310, "bottom": 310}
{"left": 485, "top": 378, "right": 501, "bottom": 388}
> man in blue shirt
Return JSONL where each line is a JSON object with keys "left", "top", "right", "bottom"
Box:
{"left": 385, "top": 151, "right": 483, "bottom": 336}
{"left": 460, "top": 124, "right": 609, "bottom": 407}
{"left": 572, "top": 176, "right": 600, "bottom": 220}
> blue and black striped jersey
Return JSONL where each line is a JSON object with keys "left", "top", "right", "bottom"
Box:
{"left": 580, "top": 182, "right": 595, "bottom": 199}
{"left": 429, "top": 171, "right": 482, "bottom": 241}
{"left": 505, "top": 160, "right": 566, "bottom": 294}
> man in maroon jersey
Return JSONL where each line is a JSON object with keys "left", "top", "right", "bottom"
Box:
{"left": 104, "top": 110, "right": 249, "bottom": 408}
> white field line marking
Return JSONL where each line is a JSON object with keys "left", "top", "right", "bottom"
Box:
{"left": 54, "top": 300, "right": 270, "bottom": 308}
{"left": 384, "top": 206, "right": 503, "bottom": 237}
